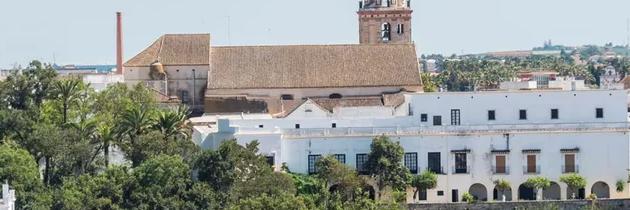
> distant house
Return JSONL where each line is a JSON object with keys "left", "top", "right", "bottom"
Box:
{"left": 500, "top": 71, "right": 587, "bottom": 91}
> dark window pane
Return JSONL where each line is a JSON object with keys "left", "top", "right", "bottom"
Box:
{"left": 596, "top": 108, "right": 604, "bottom": 118}
{"left": 421, "top": 114, "right": 428, "bottom": 122}
{"left": 433, "top": 116, "right": 442, "bottom": 126}
{"left": 519, "top": 110, "right": 527, "bottom": 120}
{"left": 404, "top": 153, "right": 418, "bottom": 174}
{"left": 488, "top": 110, "right": 496, "bottom": 121}
{"left": 356, "top": 154, "right": 369, "bottom": 175}
{"left": 334, "top": 154, "right": 346, "bottom": 164}
{"left": 308, "top": 155, "right": 322, "bottom": 174}
{"left": 551, "top": 109, "right": 559, "bottom": 119}
{"left": 450, "top": 109, "right": 461, "bottom": 125}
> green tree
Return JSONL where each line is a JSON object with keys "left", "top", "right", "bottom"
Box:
{"left": 52, "top": 79, "right": 83, "bottom": 125}
{"left": 420, "top": 73, "right": 438, "bottom": 92}
{"left": 0, "top": 143, "right": 51, "bottom": 209}
{"left": 153, "top": 106, "right": 191, "bottom": 140}
{"left": 229, "top": 193, "right": 312, "bottom": 210}
{"left": 411, "top": 171, "right": 437, "bottom": 201}
{"left": 365, "top": 135, "right": 411, "bottom": 199}
{"left": 524, "top": 176, "right": 551, "bottom": 200}
{"left": 560, "top": 173, "right": 587, "bottom": 199}
{"left": 125, "top": 155, "right": 195, "bottom": 209}
{"left": 54, "top": 166, "right": 130, "bottom": 210}
{"left": 116, "top": 106, "right": 154, "bottom": 167}
{"left": 316, "top": 155, "right": 364, "bottom": 201}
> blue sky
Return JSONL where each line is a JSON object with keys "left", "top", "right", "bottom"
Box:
{"left": 0, "top": 0, "right": 629, "bottom": 68}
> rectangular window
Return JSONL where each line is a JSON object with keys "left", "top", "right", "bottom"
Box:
{"left": 420, "top": 114, "right": 428, "bottom": 122}
{"left": 433, "top": 116, "right": 442, "bottom": 126}
{"left": 526, "top": 155, "right": 537, "bottom": 174}
{"left": 295, "top": 124, "right": 300, "bottom": 129}
{"left": 281, "top": 94, "right": 294, "bottom": 100}
{"left": 454, "top": 153, "right": 467, "bottom": 174}
{"left": 258, "top": 125, "right": 264, "bottom": 128}
{"left": 596, "top": 108, "right": 604, "bottom": 118}
{"left": 308, "top": 155, "right": 322, "bottom": 174}
{"left": 397, "top": 24, "right": 404, "bottom": 34}
{"left": 332, "top": 123, "right": 337, "bottom": 128}
{"left": 551, "top": 109, "right": 559, "bottom": 120}
{"left": 356, "top": 154, "right": 369, "bottom": 175}
{"left": 519, "top": 110, "right": 527, "bottom": 120}
{"left": 450, "top": 109, "right": 461, "bottom": 125}
{"left": 564, "top": 154, "right": 576, "bottom": 173}
{"left": 404, "top": 153, "right": 418, "bottom": 174}
{"left": 334, "top": 154, "right": 346, "bottom": 164}
{"left": 488, "top": 110, "right": 496, "bottom": 121}
{"left": 495, "top": 155, "right": 506, "bottom": 174}
{"left": 428, "top": 152, "right": 442, "bottom": 174}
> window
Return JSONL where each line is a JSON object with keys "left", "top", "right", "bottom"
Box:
{"left": 329, "top": 93, "right": 342, "bottom": 99}
{"left": 397, "top": 23, "right": 404, "bottom": 34}
{"left": 258, "top": 125, "right": 264, "bottom": 128}
{"left": 488, "top": 110, "right": 496, "bottom": 121}
{"left": 519, "top": 110, "right": 527, "bottom": 120}
{"left": 419, "top": 189, "right": 427, "bottom": 200}
{"left": 266, "top": 156, "right": 274, "bottom": 167}
{"left": 308, "top": 155, "right": 321, "bottom": 174}
{"left": 450, "top": 109, "right": 461, "bottom": 125}
{"left": 295, "top": 124, "right": 300, "bottom": 129}
{"left": 437, "top": 191, "right": 444, "bottom": 196}
{"left": 433, "top": 116, "right": 442, "bottom": 126}
{"left": 428, "top": 152, "right": 442, "bottom": 174}
{"left": 381, "top": 23, "right": 391, "bottom": 41}
{"left": 494, "top": 155, "right": 507, "bottom": 174}
{"left": 332, "top": 123, "right": 337, "bottom": 128}
{"left": 596, "top": 108, "right": 604, "bottom": 118}
{"left": 551, "top": 109, "right": 559, "bottom": 120}
{"left": 526, "top": 155, "right": 537, "bottom": 174}
{"left": 180, "top": 90, "right": 189, "bottom": 103}
{"left": 334, "top": 154, "right": 346, "bottom": 164}
{"left": 420, "top": 114, "right": 428, "bottom": 122}
{"left": 356, "top": 154, "right": 369, "bottom": 175}
{"left": 281, "top": 94, "right": 294, "bottom": 100}
{"left": 404, "top": 153, "right": 418, "bottom": 174}
{"left": 563, "top": 154, "right": 576, "bottom": 173}
{"left": 454, "top": 153, "right": 467, "bottom": 174}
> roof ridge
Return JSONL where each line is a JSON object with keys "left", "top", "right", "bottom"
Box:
{"left": 212, "top": 43, "right": 414, "bottom": 48}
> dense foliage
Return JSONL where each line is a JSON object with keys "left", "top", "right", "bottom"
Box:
{"left": 0, "top": 62, "right": 411, "bottom": 209}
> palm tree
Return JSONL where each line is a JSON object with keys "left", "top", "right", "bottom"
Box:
{"left": 96, "top": 125, "right": 115, "bottom": 167}
{"left": 116, "top": 106, "right": 154, "bottom": 167}
{"left": 117, "top": 106, "right": 154, "bottom": 141}
{"left": 53, "top": 79, "right": 82, "bottom": 124}
{"left": 153, "top": 106, "right": 191, "bottom": 140}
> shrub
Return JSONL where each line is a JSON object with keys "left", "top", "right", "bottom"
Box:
{"left": 616, "top": 180, "right": 625, "bottom": 193}
{"left": 462, "top": 192, "right": 475, "bottom": 203}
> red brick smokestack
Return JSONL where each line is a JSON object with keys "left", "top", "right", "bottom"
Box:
{"left": 116, "top": 12, "right": 123, "bottom": 74}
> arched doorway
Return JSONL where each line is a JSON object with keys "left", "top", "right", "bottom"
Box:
{"left": 567, "top": 187, "right": 586, "bottom": 199}
{"left": 518, "top": 184, "right": 536, "bottom": 200}
{"left": 543, "top": 182, "right": 561, "bottom": 200}
{"left": 493, "top": 185, "right": 513, "bottom": 201}
{"left": 591, "top": 182, "right": 610, "bottom": 199}
{"left": 469, "top": 183, "right": 488, "bottom": 201}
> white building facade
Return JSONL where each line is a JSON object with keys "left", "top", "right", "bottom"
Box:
{"left": 195, "top": 90, "right": 630, "bottom": 203}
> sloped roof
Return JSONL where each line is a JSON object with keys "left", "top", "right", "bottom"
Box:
{"left": 209, "top": 44, "right": 421, "bottom": 89}
{"left": 125, "top": 34, "right": 210, "bottom": 67}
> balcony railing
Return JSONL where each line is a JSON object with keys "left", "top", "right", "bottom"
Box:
{"left": 492, "top": 166, "right": 510, "bottom": 175}
{"left": 263, "top": 122, "right": 630, "bottom": 138}
{"left": 562, "top": 165, "right": 579, "bottom": 173}
{"left": 452, "top": 166, "right": 471, "bottom": 174}
{"left": 523, "top": 165, "right": 541, "bottom": 174}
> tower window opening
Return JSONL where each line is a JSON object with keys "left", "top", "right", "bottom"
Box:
{"left": 397, "top": 24, "right": 404, "bottom": 34}
{"left": 381, "top": 23, "right": 391, "bottom": 41}
{"left": 329, "top": 93, "right": 343, "bottom": 99}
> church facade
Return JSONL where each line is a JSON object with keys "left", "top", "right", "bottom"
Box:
{"left": 123, "top": 2, "right": 421, "bottom": 114}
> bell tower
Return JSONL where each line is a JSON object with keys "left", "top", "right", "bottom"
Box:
{"left": 358, "top": 0, "right": 412, "bottom": 44}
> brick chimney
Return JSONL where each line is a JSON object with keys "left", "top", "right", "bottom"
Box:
{"left": 116, "top": 12, "right": 124, "bottom": 74}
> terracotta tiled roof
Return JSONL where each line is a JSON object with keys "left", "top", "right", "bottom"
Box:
{"left": 209, "top": 44, "right": 421, "bottom": 89}
{"left": 311, "top": 97, "right": 384, "bottom": 112}
{"left": 125, "top": 34, "right": 210, "bottom": 67}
